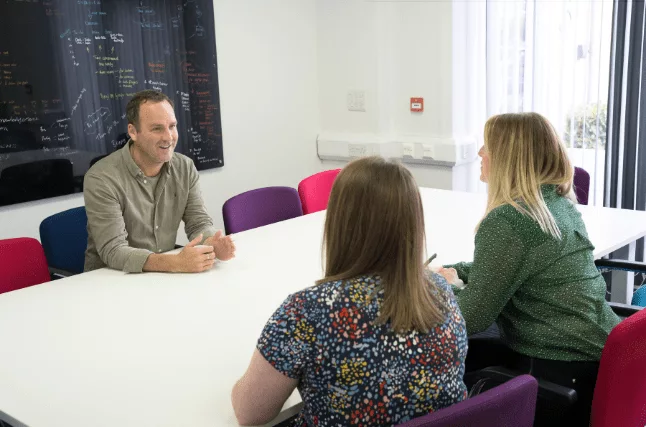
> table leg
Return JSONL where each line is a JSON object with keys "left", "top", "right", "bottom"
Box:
{"left": 610, "top": 241, "right": 637, "bottom": 304}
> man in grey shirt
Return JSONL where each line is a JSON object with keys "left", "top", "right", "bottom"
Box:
{"left": 84, "top": 90, "right": 235, "bottom": 273}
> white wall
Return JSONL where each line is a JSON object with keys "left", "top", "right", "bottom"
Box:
{"left": 0, "top": 0, "right": 323, "bottom": 241}
{"left": 316, "top": 0, "right": 485, "bottom": 191}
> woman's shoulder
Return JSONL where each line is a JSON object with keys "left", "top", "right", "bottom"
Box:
{"left": 293, "top": 275, "right": 380, "bottom": 308}
{"left": 426, "top": 270, "right": 452, "bottom": 294}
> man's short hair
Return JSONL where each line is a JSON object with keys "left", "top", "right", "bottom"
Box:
{"left": 126, "top": 90, "right": 174, "bottom": 130}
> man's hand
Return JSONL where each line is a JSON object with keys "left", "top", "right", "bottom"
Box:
{"left": 174, "top": 234, "right": 216, "bottom": 272}
{"left": 204, "top": 230, "right": 236, "bottom": 261}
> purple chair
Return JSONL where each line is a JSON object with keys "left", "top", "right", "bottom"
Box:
{"left": 396, "top": 375, "right": 538, "bottom": 427}
{"left": 222, "top": 186, "right": 303, "bottom": 234}
{"left": 574, "top": 167, "right": 590, "bottom": 205}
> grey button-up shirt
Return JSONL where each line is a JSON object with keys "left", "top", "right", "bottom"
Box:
{"left": 84, "top": 142, "right": 216, "bottom": 273}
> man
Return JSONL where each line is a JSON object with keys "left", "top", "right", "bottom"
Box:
{"left": 84, "top": 90, "right": 235, "bottom": 273}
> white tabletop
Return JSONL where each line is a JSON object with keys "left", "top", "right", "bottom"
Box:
{"left": 1, "top": 188, "right": 646, "bottom": 427}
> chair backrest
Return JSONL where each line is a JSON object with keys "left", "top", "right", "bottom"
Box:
{"left": 222, "top": 186, "right": 303, "bottom": 234}
{"left": 591, "top": 308, "right": 646, "bottom": 427}
{"left": 0, "top": 237, "right": 50, "bottom": 294}
{"left": 39, "top": 206, "right": 88, "bottom": 275}
{"left": 0, "top": 159, "right": 75, "bottom": 205}
{"left": 297, "top": 169, "right": 341, "bottom": 215}
{"left": 631, "top": 286, "right": 646, "bottom": 307}
{"left": 573, "top": 166, "right": 590, "bottom": 205}
{"left": 396, "top": 375, "right": 538, "bottom": 427}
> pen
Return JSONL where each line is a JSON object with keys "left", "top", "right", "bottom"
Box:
{"left": 424, "top": 253, "right": 437, "bottom": 266}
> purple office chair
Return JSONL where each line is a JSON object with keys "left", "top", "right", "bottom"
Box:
{"left": 573, "top": 167, "right": 590, "bottom": 205}
{"left": 222, "top": 186, "right": 303, "bottom": 234}
{"left": 396, "top": 375, "right": 538, "bottom": 427}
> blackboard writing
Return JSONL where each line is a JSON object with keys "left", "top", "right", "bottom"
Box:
{"left": 0, "top": 0, "right": 223, "bottom": 207}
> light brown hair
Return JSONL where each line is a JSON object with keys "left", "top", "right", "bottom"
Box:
{"left": 316, "top": 156, "right": 447, "bottom": 333}
{"left": 483, "top": 112, "right": 575, "bottom": 239}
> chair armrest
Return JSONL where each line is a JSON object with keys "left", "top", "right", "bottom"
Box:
{"left": 468, "top": 366, "right": 577, "bottom": 407}
{"left": 595, "top": 259, "right": 646, "bottom": 273}
{"left": 608, "top": 301, "right": 643, "bottom": 317}
{"left": 49, "top": 267, "right": 75, "bottom": 280}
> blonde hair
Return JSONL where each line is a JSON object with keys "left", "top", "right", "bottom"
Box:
{"left": 316, "top": 156, "right": 447, "bottom": 333}
{"left": 483, "top": 112, "right": 576, "bottom": 239}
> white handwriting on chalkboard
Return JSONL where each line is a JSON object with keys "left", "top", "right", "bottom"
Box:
{"left": 145, "top": 80, "right": 168, "bottom": 87}
{"left": 71, "top": 88, "right": 86, "bottom": 115}
{"left": 0, "top": 127, "right": 8, "bottom": 132}
{"left": 43, "top": 147, "right": 78, "bottom": 156}
{"left": 136, "top": 6, "right": 156, "bottom": 14}
{"left": 51, "top": 118, "right": 71, "bottom": 131}
{"left": 105, "top": 119, "right": 121, "bottom": 135}
{"left": 0, "top": 117, "right": 38, "bottom": 124}
{"left": 111, "top": 136, "right": 128, "bottom": 148}
{"left": 109, "top": 33, "right": 124, "bottom": 43}
{"left": 179, "top": 91, "right": 190, "bottom": 112}
{"left": 136, "top": 21, "right": 163, "bottom": 30}
{"left": 84, "top": 107, "right": 111, "bottom": 134}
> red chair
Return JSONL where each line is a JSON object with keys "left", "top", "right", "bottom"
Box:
{"left": 590, "top": 307, "right": 646, "bottom": 427}
{"left": 297, "top": 169, "right": 341, "bottom": 214}
{"left": 0, "top": 237, "right": 51, "bottom": 295}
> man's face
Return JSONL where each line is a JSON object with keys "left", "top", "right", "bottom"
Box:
{"left": 128, "top": 100, "right": 178, "bottom": 167}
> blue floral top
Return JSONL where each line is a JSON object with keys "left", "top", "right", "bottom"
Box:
{"left": 257, "top": 273, "right": 468, "bottom": 426}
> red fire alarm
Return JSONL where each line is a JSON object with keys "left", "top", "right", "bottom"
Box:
{"left": 410, "top": 97, "right": 424, "bottom": 112}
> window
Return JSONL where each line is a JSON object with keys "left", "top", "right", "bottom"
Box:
{"left": 487, "top": 0, "right": 613, "bottom": 205}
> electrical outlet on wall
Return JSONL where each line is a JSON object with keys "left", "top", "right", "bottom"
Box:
{"left": 347, "top": 90, "right": 366, "bottom": 112}
{"left": 348, "top": 143, "right": 368, "bottom": 157}
{"left": 402, "top": 143, "right": 414, "bottom": 158}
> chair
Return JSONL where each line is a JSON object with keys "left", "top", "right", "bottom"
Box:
{"left": 396, "top": 375, "right": 538, "bottom": 427}
{"left": 297, "top": 169, "right": 341, "bottom": 214}
{"left": 632, "top": 286, "right": 646, "bottom": 306}
{"left": 590, "top": 307, "right": 646, "bottom": 427}
{"left": 222, "top": 186, "right": 303, "bottom": 234}
{"left": 595, "top": 258, "right": 646, "bottom": 307}
{"left": 90, "top": 154, "right": 108, "bottom": 167}
{"left": 573, "top": 166, "right": 590, "bottom": 205}
{"left": 0, "top": 237, "right": 50, "bottom": 294}
{"left": 466, "top": 304, "right": 643, "bottom": 425}
{"left": 0, "top": 159, "right": 75, "bottom": 206}
{"left": 39, "top": 206, "right": 88, "bottom": 277}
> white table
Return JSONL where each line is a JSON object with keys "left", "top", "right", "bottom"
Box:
{"left": 1, "top": 188, "right": 645, "bottom": 427}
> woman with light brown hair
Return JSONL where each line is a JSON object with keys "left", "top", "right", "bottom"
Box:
{"left": 442, "top": 112, "right": 620, "bottom": 426}
{"left": 232, "top": 156, "right": 467, "bottom": 426}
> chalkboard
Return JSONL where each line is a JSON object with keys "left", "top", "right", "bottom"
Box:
{"left": 0, "top": 0, "right": 223, "bottom": 207}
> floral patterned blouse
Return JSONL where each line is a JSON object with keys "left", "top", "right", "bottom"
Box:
{"left": 257, "top": 273, "right": 468, "bottom": 426}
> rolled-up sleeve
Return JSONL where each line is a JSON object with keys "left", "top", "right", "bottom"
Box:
{"left": 84, "top": 173, "right": 152, "bottom": 273}
{"left": 183, "top": 163, "right": 216, "bottom": 241}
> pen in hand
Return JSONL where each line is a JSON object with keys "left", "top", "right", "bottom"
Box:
{"left": 424, "top": 253, "right": 437, "bottom": 267}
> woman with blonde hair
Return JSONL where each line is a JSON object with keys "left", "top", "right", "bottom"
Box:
{"left": 232, "top": 156, "right": 467, "bottom": 426}
{"left": 443, "top": 112, "right": 620, "bottom": 426}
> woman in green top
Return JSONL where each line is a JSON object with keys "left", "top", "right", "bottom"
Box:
{"left": 442, "top": 112, "right": 620, "bottom": 426}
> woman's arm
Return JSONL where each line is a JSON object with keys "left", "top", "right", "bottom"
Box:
{"left": 456, "top": 214, "right": 527, "bottom": 334}
{"left": 232, "top": 293, "right": 312, "bottom": 425}
{"left": 232, "top": 349, "right": 298, "bottom": 426}
{"left": 444, "top": 262, "right": 473, "bottom": 283}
